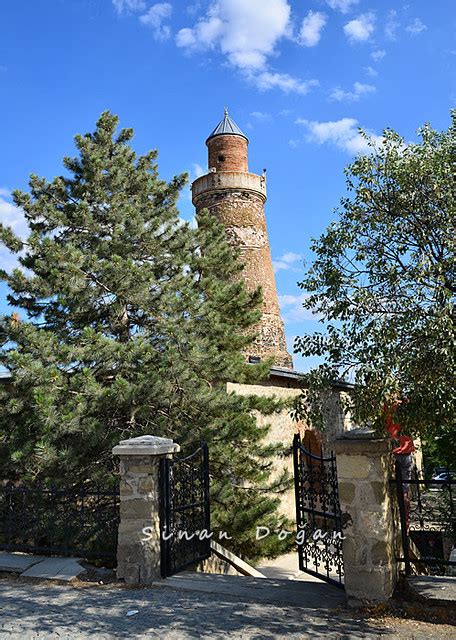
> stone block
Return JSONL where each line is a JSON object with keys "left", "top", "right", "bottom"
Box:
{"left": 120, "top": 480, "right": 134, "bottom": 496}
{"left": 338, "top": 481, "right": 356, "bottom": 504}
{"left": 370, "top": 540, "right": 393, "bottom": 566}
{"left": 359, "top": 511, "right": 389, "bottom": 537}
{"left": 337, "top": 454, "right": 372, "bottom": 479}
{"left": 335, "top": 436, "right": 397, "bottom": 604}
{"left": 371, "top": 481, "right": 387, "bottom": 504}
{"left": 344, "top": 567, "right": 395, "bottom": 603}
{"left": 116, "top": 561, "right": 125, "bottom": 580}
{"left": 334, "top": 434, "right": 390, "bottom": 455}
{"left": 21, "top": 557, "right": 84, "bottom": 581}
{"left": 126, "top": 465, "right": 156, "bottom": 475}
{"left": 117, "top": 542, "right": 142, "bottom": 565}
{"left": 357, "top": 484, "right": 388, "bottom": 511}
{"left": 343, "top": 536, "right": 368, "bottom": 566}
{"left": 118, "top": 519, "right": 155, "bottom": 535}
{"left": 120, "top": 499, "right": 154, "bottom": 520}
{"left": 118, "top": 530, "right": 145, "bottom": 547}
{"left": 124, "top": 563, "right": 140, "bottom": 585}
{"left": 138, "top": 477, "right": 156, "bottom": 493}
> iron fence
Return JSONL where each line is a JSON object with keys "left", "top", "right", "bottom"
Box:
{"left": 392, "top": 463, "right": 456, "bottom": 576}
{"left": 0, "top": 481, "right": 120, "bottom": 560}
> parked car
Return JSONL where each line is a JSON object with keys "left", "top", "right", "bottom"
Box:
{"left": 431, "top": 471, "right": 454, "bottom": 487}
{"left": 434, "top": 467, "right": 450, "bottom": 476}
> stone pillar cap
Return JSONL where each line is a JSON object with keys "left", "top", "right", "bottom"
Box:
{"left": 333, "top": 426, "right": 390, "bottom": 454}
{"left": 339, "top": 426, "right": 377, "bottom": 439}
{"left": 112, "top": 435, "right": 180, "bottom": 456}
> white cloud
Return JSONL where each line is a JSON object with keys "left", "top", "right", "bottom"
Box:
{"left": 273, "top": 252, "right": 302, "bottom": 273}
{"left": 295, "top": 117, "right": 383, "bottom": 155}
{"left": 192, "top": 163, "right": 206, "bottom": 178}
{"left": 326, "top": 0, "right": 359, "bottom": 13}
{"left": 281, "top": 252, "right": 301, "bottom": 263}
{"left": 252, "top": 72, "right": 318, "bottom": 94}
{"left": 298, "top": 11, "right": 327, "bottom": 47}
{"left": 364, "top": 65, "right": 378, "bottom": 77}
{"left": 329, "top": 81, "right": 376, "bottom": 102}
{"left": 0, "top": 190, "right": 28, "bottom": 272}
{"left": 344, "top": 13, "right": 375, "bottom": 42}
{"left": 176, "top": 0, "right": 291, "bottom": 70}
{"left": 385, "top": 9, "right": 399, "bottom": 40}
{"left": 406, "top": 18, "right": 427, "bottom": 35}
{"left": 273, "top": 261, "right": 291, "bottom": 272}
{"left": 278, "top": 293, "right": 317, "bottom": 323}
{"left": 112, "top": 0, "right": 146, "bottom": 14}
{"left": 186, "top": 2, "right": 203, "bottom": 16}
{"left": 176, "top": 28, "right": 197, "bottom": 47}
{"left": 250, "top": 111, "right": 272, "bottom": 121}
{"left": 371, "top": 48, "right": 386, "bottom": 62}
{"left": 139, "top": 3, "right": 173, "bottom": 40}
{"left": 175, "top": 1, "right": 313, "bottom": 94}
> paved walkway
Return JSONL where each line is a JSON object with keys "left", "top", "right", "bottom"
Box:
{"left": 0, "top": 577, "right": 455, "bottom": 639}
{"left": 256, "top": 551, "right": 340, "bottom": 583}
{"left": 154, "top": 572, "right": 346, "bottom": 608}
{"left": 0, "top": 552, "right": 84, "bottom": 581}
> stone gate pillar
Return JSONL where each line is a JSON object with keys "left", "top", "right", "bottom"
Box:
{"left": 112, "top": 435, "right": 180, "bottom": 584}
{"left": 333, "top": 427, "right": 397, "bottom": 605}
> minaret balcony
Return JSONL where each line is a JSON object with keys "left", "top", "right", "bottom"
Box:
{"left": 192, "top": 171, "right": 267, "bottom": 204}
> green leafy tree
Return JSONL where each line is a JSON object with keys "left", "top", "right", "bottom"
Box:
{"left": 0, "top": 112, "right": 291, "bottom": 560}
{"left": 294, "top": 113, "right": 455, "bottom": 455}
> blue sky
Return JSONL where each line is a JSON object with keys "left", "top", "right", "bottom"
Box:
{"left": 0, "top": 0, "right": 454, "bottom": 371}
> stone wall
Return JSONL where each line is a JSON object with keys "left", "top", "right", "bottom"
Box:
{"left": 228, "top": 378, "right": 353, "bottom": 521}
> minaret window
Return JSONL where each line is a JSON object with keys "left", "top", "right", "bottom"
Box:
{"left": 218, "top": 155, "right": 225, "bottom": 163}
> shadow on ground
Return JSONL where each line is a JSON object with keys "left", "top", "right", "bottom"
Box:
{"left": 0, "top": 577, "right": 393, "bottom": 639}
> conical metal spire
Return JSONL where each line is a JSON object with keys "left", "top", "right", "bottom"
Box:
{"left": 206, "top": 108, "right": 249, "bottom": 144}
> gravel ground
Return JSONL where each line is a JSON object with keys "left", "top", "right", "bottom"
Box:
{"left": 0, "top": 576, "right": 454, "bottom": 639}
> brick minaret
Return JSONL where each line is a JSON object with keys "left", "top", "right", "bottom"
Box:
{"left": 192, "top": 109, "right": 293, "bottom": 369}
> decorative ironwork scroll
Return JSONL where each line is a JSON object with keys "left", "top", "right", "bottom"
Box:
{"left": 293, "top": 433, "right": 344, "bottom": 588}
{"left": 159, "top": 443, "right": 211, "bottom": 577}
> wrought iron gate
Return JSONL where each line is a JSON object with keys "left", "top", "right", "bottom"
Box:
{"left": 293, "top": 433, "right": 345, "bottom": 588}
{"left": 159, "top": 443, "right": 211, "bottom": 577}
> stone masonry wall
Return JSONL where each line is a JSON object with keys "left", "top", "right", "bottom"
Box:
{"left": 334, "top": 435, "right": 397, "bottom": 603}
{"left": 228, "top": 380, "right": 353, "bottom": 521}
{"left": 116, "top": 454, "right": 161, "bottom": 584}
{"left": 194, "top": 184, "right": 292, "bottom": 369}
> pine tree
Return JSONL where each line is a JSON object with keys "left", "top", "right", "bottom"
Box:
{"left": 0, "top": 112, "right": 291, "bottom": 560}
